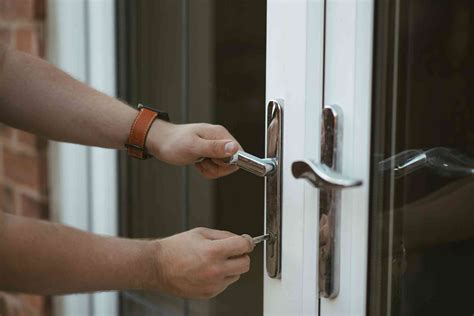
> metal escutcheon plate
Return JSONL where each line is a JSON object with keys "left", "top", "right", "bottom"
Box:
{"left": 265, "top": 100, "right": 283, "bottom": 278}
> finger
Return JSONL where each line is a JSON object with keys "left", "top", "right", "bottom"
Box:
{"left": 212, "top": 275, "right": 240, "bottom": 295}
{"left": 210, "top": 159, "right": 239, "bottom": 174}
{"left": 224, "top": 275, "right": 241, "bottom": 286}
{"left": 319, "top": 225, "right": 330, "bottom": 246}
{"left": 195, "top": 162, "right": 205, "bottom": 173}
{"left": 320, "top": 214, "right": 328, "bottom": 226}
{"left": 197, "top": 228, "right": 236, "bottom": 240}
{"left": 210, "top": 158, "right": 240, "bottom": 173}
{"left": 196, "top": 124, "right": 238, "bottom": 141}
{"left": 195, "top": 138, "right": 239, "bottom": 159}
{"left": 212, "top": 158, "right": 232, "bottom": 167}
{"left": 213, "top": 235, "right": 254, "bottom": 258}
{"left": 241, "top": 234, "right": 255, "bottom": 252}
{"left": 199, "top": 159, "right": 237, "bottom": 179}
{"left": 223, "top": 255, "right": 251, "bottom": 276}
{"left": 199, "top": 159, "right": 221, "bottom": 179}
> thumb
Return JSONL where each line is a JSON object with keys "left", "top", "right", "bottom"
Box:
{"left": 196, "top": 139, "right": 239, "bottom": 159}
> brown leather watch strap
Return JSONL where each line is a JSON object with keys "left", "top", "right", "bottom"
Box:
{"left": 126, "top": 104, "right": 169, "bottom": 160}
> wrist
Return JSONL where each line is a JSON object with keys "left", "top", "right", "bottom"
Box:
{"left": 145, "top": 119, "right": 174, "bottom": 161}
{"left": 125, "top": 104, "right": 171, "bottom": 160}
{"left": 137, "top": 239, "right": 165, "bottom": 291}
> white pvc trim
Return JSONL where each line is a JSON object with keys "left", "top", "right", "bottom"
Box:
{"left": 87, "top": 1, "right": 119, "bottom": 315}
{"left": 321, "top": 1, "right": 374, "bottom": 316}
{"left": 47, "top": 0, "right": 118, "bottom": 315}
{"left": 265, "top": 1, "right": 325, "bottom": 315}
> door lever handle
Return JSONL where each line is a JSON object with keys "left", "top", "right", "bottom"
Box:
{"left": 290, "top": 105, "right": 362, "bottom": 299}
{"left": 229, "top": 100, "right": 283, "bottom": 278}
{"left": 291, "top": 159, "right": 362, "bottom": 189}
{"left": 226, "top": 151, "right": 277, "bottom": 177}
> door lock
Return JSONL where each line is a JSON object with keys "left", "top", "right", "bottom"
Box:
{"left": 226, "top": 100, "right": 283, "bottom": 279}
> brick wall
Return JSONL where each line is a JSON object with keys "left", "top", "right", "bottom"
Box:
{"left": 0, "top": 0, "right": 50, "bottom": 315}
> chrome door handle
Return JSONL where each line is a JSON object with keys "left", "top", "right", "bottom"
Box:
{"left": 292, "top": 159, "right": 361, "bottom": 189}
{"left": 291, "top": 105, "right": 362, "bottom": 299}
{"left": 227, "top": 151, "right": 276, "bottom": 177}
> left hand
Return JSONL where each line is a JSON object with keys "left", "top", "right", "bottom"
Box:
{"left": 147, "top": 120, "right": 241, "bottom": 179}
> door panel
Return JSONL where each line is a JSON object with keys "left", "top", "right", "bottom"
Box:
{"left": 264, "top": 0, "right": 325, "bottom": 315}
{"left": 117, "top": 1, "right": 266, "bottom": 315}
{"left": 321, "top": 0, "right": 373, "bottom": 315}
{"left": 368, "top": 1, "right": 474, "bottom": 315}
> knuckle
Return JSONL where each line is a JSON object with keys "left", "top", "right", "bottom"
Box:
{"left": 220, "top": 230, "right": 233, "bottom": 237}
{"left": 188, "top": 141, "right": 201, "bottom": 155}
{"left": 192, "top": 227, "right": 206, "bottom": 234}
{"left": 213, "top": 124, "right": 227, "bottom": 133}
{"left": 205, "top": 245, "right": 219, "bottom": 260}
{"left": 198, "top": 123, "right": 211, "bottom": 130}
{"left": 205, "top": 264, "right": 222, "bottom": 279}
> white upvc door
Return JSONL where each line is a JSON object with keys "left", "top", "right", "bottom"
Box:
{"left": 264, "top": 1, "right": 325, "bottom": 315}
{"left": 321, "top": 0, "right": 373, "bottom": 316}
{"left": 265, "top": 0, "right": 373, "bottom": 315}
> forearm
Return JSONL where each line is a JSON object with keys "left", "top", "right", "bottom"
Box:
{"left": 0, "top": 212, "right": 157, "bottom": 295}
{"left": 0, "top": 46, "right": 137, "bottom": 149}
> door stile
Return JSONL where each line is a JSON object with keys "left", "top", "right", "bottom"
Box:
{"left": 265, "top": 0, "right": 325, "bottom": 315}
{"left": 321, "top": 0, "right": 374, "bottom": 316}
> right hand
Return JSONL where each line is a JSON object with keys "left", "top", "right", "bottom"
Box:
{"left": 151, "top": 227, "right": 255, "bottom": 299}
{"left": 147, "top": 121, "right": 242, "bottom": 179}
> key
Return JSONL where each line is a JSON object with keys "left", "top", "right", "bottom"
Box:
{"left": 252, "top": 234, "right": 271, "bottom": 245}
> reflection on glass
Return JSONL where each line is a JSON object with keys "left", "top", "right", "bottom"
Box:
{"left": 379, "top": 147, "right": 474, "bottom": 178}
{"left": 369, "top": 1, "right": 474, "bottom": 315}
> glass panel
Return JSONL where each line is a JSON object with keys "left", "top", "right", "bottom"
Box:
{"left": 117, "top": 1, "right": 266, "bottom": 315}
{"left": 368, "top": 1, "right": 474, "bottom": 315}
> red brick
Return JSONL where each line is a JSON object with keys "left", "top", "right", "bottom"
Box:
{"left": 15, "top": 26, "right": 39, "bottom": 55}
{"left": 0, "top": 184, "right": 14, "bottom": 213}
{"left": 16, "top": 130, "right": 48, "bottom": 150}
{"left": 0, "top": 27, "right": 12, "bottom": 47}
{"left": 0, "top": 292, "right": 24, "bottom": 316}
{"left": 17, "top": 130, "right": 37, "bottom": 147}
{"left": 0, "top": 0, "right": 35, "bottom": 20}
{"left": 0, "top": 0, "right": 49, "bottom": 314}
{"left": 34, "top": 0, "right": 46, "bottom": 19}
{"left": 3, "top": 147, "right": 46, "bottom": 192}
{"left": 19, "top": 294, "right": 46, "bottom": 313}
{"left": 0, "top": 125, "right": 16, "bottom": 142}
{"left": 19, "top": 193, "right": 47, "bottom": 218}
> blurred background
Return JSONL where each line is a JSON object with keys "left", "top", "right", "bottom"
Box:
{"left": 0, "top": 0, "right": 266, "bottom": 315}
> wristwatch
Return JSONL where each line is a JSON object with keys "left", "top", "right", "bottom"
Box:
{"left": 125, "top": 104, "right": 170, "bottom": 160}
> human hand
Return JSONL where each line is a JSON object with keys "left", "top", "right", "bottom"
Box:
{"left": 147, "top": 121, "right": 241, "bottom": 179}
{"left": 150, "top": 228, "right": 254, "bottom": 299}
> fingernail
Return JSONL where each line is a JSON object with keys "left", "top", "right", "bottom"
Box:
{"left": 224, "top": 141, "right": 238, "bottom": 155}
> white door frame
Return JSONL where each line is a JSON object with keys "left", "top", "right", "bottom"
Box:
{"left": 322, "top": 0, "right": 373, "bottom": 315}
{"left": 265, "top": 0, "right": 374, "bottom": 315}
{"left": 47, "top": 1, "right": 118, "bottom": 315}
{"left": 265, "top": 1, "right": 325, "bottom": 315}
